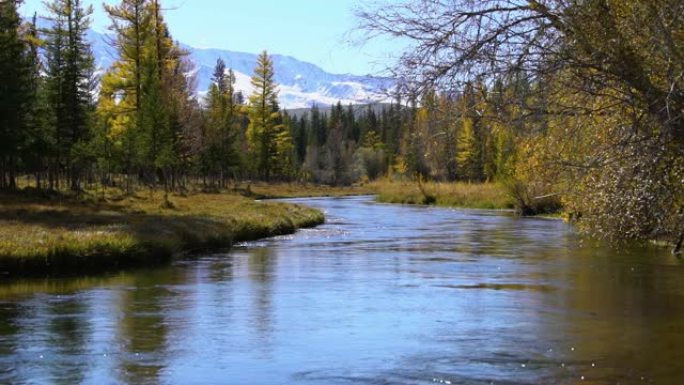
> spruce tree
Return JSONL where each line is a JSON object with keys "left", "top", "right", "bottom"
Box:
{"left": 44, "top": 0, "right": 96, "bottom": 191}
{"left": 205, "top": 58, "right": 239, "bottom": 185}
{"left": 24, "top": 14, "right": 52, "bottom": 188}
{"left": 0, "top": 0, "right": 30, "bottom": 189}
{"left": 293, "top": 115, "right": 307, "bottom": 164}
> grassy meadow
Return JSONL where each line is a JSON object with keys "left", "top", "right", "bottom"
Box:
{"left": 369, "top": 180, "right": 516, "bottom": 210}
{"left": 0, "top": 187, "right": 323, "bottom": 276}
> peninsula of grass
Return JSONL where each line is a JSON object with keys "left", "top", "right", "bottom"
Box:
{"left": 0, "top": 189, "right": 324, "bottom": 277}
{"left": 230, "top": 181, "right": 374, "bottom": 199}
{"left": 369, "top": 180, "right": 516, "bottom": 210}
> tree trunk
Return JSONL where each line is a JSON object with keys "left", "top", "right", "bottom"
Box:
{"left": 70, "top": 165, "right": 79, "bottom": 191}
{"left": 8, "top": 155, "right": 16, "bottom": 190}
{"left": 674, "top": 233, "right": 683, "bottom": 256}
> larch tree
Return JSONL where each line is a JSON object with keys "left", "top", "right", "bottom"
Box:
{"left": 140, "top": 0, "right": 177, "bottom": 192}
{"left": 247, "top": 51, "right": 288, "bottom": 181}
{"left": 101, "top": 0, "right": 152, "bottom": 192}
{"left": 99, "top": 0, "right": 192, "bottom": 194}
{"left": 454, "top": 84, "right": 484, "bottom": 182}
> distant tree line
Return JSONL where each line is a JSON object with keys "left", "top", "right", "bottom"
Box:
{"left": 286, "top": 78, "right": 530, "bottom": 187}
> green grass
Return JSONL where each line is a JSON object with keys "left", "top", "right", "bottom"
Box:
{"left": 0, "top": 189, "right": 324, "bottom": 277}
{"left": 369, "top": 180, "right": 515, "bottom": 210}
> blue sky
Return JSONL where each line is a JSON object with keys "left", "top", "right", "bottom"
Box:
{"left": 20, "top": 0, "right": 403, "bottom": 75}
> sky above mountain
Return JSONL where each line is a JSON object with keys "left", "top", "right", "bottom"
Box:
{"left": 20, "top": 0, "right": 404, "bottom": 76}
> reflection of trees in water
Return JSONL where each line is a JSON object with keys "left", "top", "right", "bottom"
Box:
{"left": 0, "top": 295, "right": 91, "bottom": 384}
{"left": 453, "top": 217, "right": 575, "bottom": 259}
{"left": 47, "top": 297, "right": 90, "bottom": 385}
{"left": 0, "top": 302, "right": 21, "bottom": 354}
{"left": 206, "top": 255, "right": 236, "bottom": 327}
{"left": 208, "top": 255, "right": 235, "bottom": 284}
{"left": 538, "top": 245, "right": 684, "bottom": 383}
{"left": 116, "top": 268, "right": 188, "bottom": 385}
{"left": 0, "top": 302, "right": 22, "bottom": 383}
{"left": 248, "top": 248, "right": 277, "bottom": 356}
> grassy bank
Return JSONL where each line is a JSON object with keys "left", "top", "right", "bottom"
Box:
{"left": 0, "top": 189, "right": 323, "bottom": 277}
{"left": 229, "top": 182, "right": 374, "bottom": 199}
{"left": 369, "top": 180, "right": 516, "bottom": 210}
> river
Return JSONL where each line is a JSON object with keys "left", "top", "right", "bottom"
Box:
{"left": 1, "top": 196, "right": 683, "bottom": 384}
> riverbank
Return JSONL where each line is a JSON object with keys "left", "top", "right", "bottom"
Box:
{"left": 0, "top": 189, "right": 324, "bottom": 277}
{"left": 369, "top": 180, "right": 516, "bottom": 210}
{"left": 229, "top": 181, "right": 374, "bottom": 199}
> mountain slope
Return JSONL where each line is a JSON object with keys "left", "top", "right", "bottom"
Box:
{"left": 87, "top": 30, "right": 395, "bottom": 109}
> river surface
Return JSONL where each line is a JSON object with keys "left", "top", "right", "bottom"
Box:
{"left": 1, "top": 196, "right": 683, "bottom": 385}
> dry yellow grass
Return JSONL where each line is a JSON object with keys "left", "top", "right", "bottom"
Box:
{"left": 369, "top": 179, "right": 515, "bottom": 210}
{"left": 228, "top": 181, "right": 374, "bottom": 198}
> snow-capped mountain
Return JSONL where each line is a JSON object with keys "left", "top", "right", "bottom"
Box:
{"left": 87, "top": 30, "right": 395, "bottom": 109}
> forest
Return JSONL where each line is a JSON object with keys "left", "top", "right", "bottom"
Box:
{"left": 1, "top": 0, "right": 683, "bottom": 253}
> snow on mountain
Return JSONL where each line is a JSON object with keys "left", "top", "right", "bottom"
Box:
{"left": 87, "top": 30, "right": 395, "bottom": 109}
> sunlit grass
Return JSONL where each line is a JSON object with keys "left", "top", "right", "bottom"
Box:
{"left": 369, "top": 179, "right": 515, "bottom": 210}
{"left": 0, "top": 189, "right": 324, "bottom": 276}
{"left": 229, "top": 181, "right": 374, "bottom": 198}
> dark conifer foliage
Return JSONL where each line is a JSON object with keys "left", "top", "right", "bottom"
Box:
{"left": 0, "top": 0, "right": 31, "bottom": 189}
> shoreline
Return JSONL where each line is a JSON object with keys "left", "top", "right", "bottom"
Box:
{"left": 369, "top": 180, "right": 565, "bottom": 217}
{"left": 0, "top": 189, "right": 324, "bottom": 278}
{"left": 369, "top": 180, "right": 516, "bottom": 211}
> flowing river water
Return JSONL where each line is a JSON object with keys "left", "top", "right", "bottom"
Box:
{"left": 1, "top": 196, "right": 683, "bottom": 384}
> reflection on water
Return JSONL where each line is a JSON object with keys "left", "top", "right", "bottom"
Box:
{"left": 248, "top": 248, "right": 276, "bottom": 358}
{"left": 1, "top": 196, "right": 683, "bottom": 384}
{"left": 116, "top": 269, "right": 186, "bottom": 385}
